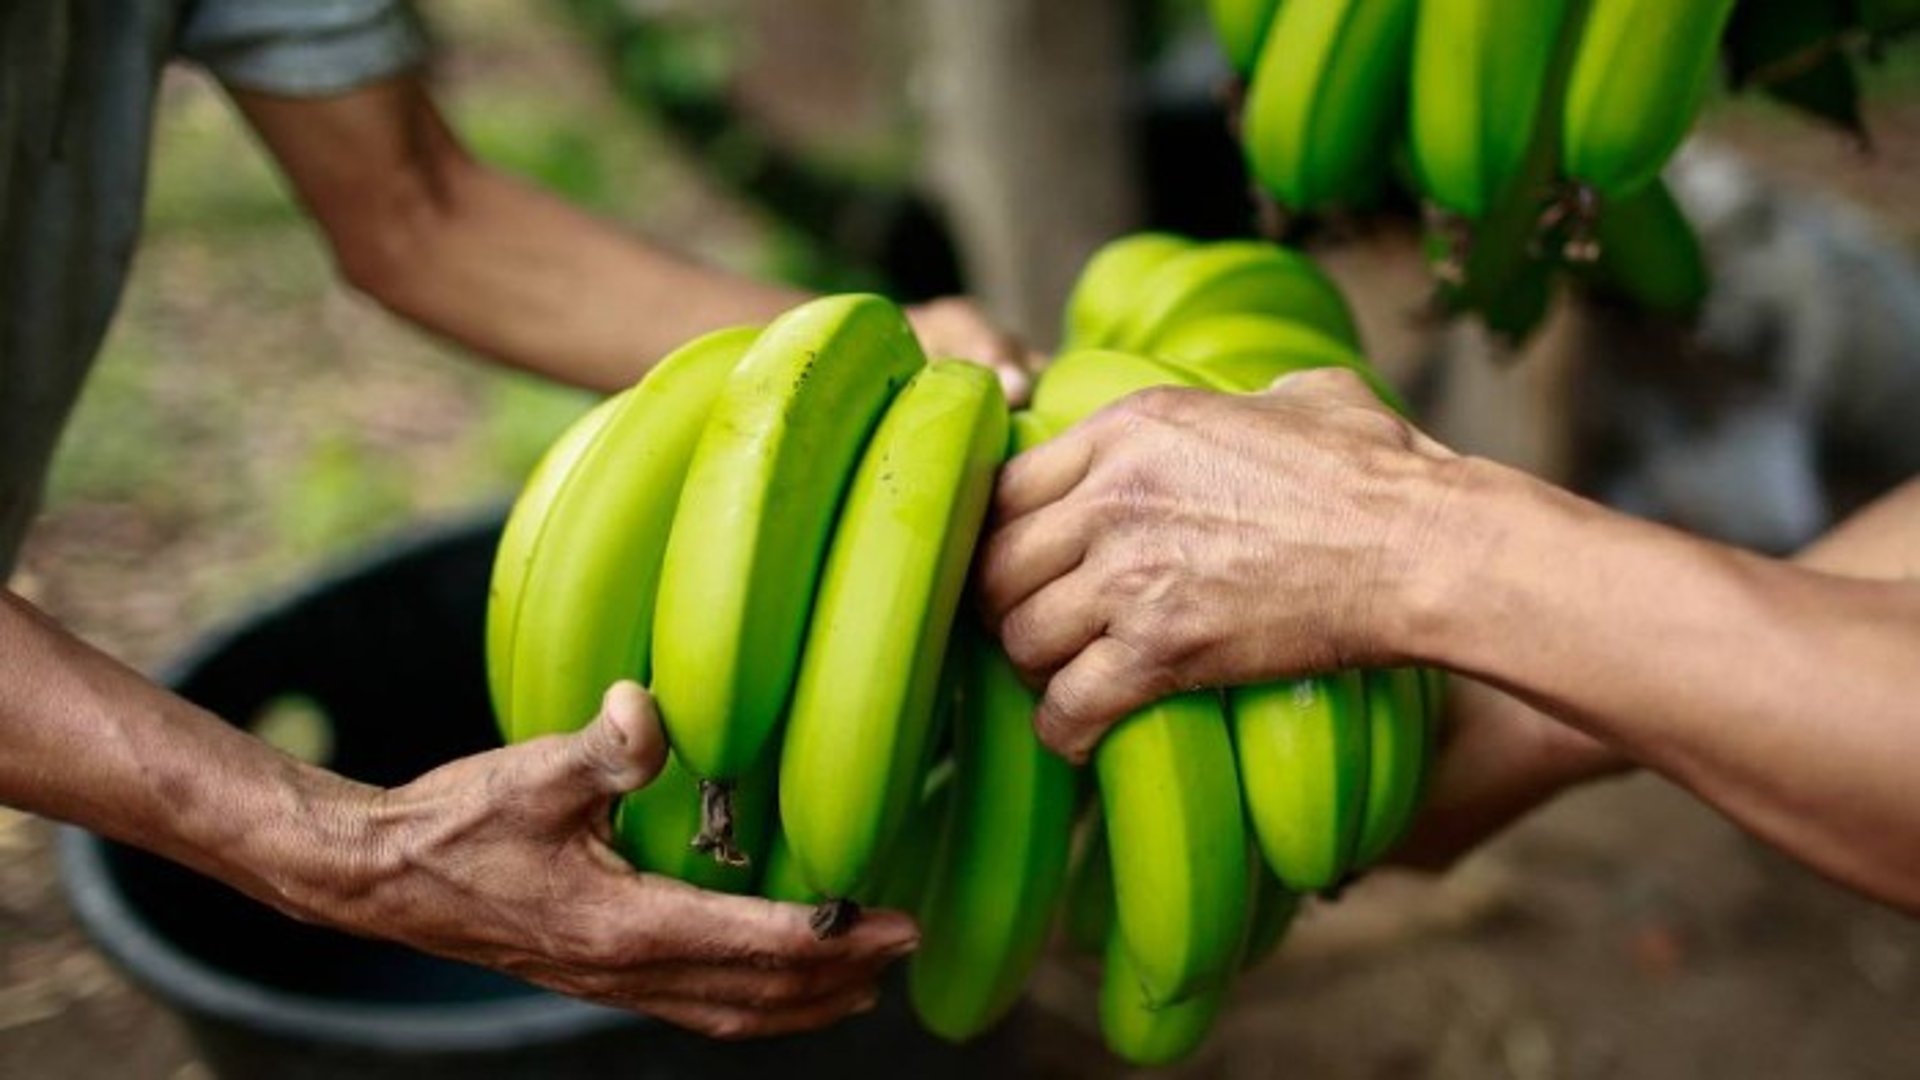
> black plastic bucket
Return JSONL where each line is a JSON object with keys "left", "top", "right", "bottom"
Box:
{"left": 58, "top": 517, "right": 1040, "bottom": 1078}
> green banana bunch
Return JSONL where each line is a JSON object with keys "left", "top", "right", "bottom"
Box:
{"left": 1062, "top": 233, "right": 1195, "bottom": 351}
{"left": 653, "top": 295, "right": 924, "bottom": 859}
{"left": 909, "top": 635, "right": 1078, "bottom": 1042}
{"left": 1409, "top": 0, "right": 1571, "bottom": 220}
{"left": 1209, "top": 0, "right": 1285, "bottom": 77}
{"left": 1352, "top": 667, "right": 1433, "bottom": 869}
{"left": 1562, "top": 0, "right": 1736, "bottom": 201}
{"left": 1583, "top": 178, "right": 1712, "bottom": 316}
{"left": 1150, "top": 313, "right": 1407, "bottom": 413}
{"left": 1230, "top": 672, "right": 1370, "bottom": 894}
{"left": 1242, "top": 0, "right": 1420, "bottom": 212}
{"left": 778, "top": 361, "right": 1008, "bottom": 900}
{"left": 614, "top": 749, "right": 776, "bottom": 894}
{"left": 1106, "top": 240, "right": 1362, "bottom": 353}
{"left": 487, "top": 325, "right": 759, "bottom": 745}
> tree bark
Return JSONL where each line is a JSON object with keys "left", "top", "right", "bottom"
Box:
{"left": 913, "top": 0, "right": 1140, "bottom": 346}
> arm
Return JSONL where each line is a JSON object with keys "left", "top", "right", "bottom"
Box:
{"left": 1397, "top": 475, "right": 1920, "bottom": 870}
{"left": 980, "top": 370, "right": 1920, "bottom": 911}
{"left": 228, "top": 77, "right": 1036, "bottom": 399}
{"left": 0, "top": 591, "right": 913, "bottom": 1036}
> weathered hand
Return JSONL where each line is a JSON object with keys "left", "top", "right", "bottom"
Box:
{"left": 333, "top": 683, "right": 917, "bottom": 1039}
{"left": 978, "top": 368, "right": 1459, "bottom": 762}
{"left": 907, "top": 296, "right": 1041, "bottom": 407}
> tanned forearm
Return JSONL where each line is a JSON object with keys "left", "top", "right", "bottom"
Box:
{"left": 230, "top": 79, "right": 806, "bottom": 393}
{"left": 1410, "top": 463, "right": 1920, "bottom": 909}
{"left": 0, "top": 591, "right": 374, "bottom": 920}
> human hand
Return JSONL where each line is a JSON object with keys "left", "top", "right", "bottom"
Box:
{"left": 978, "top": 368, "right": 1459, "bottom": 762}
{"left": 333, "top": 683, "right": 917, "bottom": 1039}
{"left": 907, "top": 296, "right": 1042, "bottom": 407}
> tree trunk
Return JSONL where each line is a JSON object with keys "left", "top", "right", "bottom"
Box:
{"left": 913, "top": 0, "right": 1140, "bottom": 346}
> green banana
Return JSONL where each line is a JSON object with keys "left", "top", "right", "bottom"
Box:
{"left": 653, "top": 296, "right": 924, "bottom": 828}
{"left": 1030, "top": 349, "right": 1232, "bottom": 433}
{"left": 1230, "top": 671, "right": 1370, "bottom": 894}
{"left": 1209, "top": 0, "right": 1285, "bottom": 77}
{"left": 910, "top": 636, "right": 1078, "bottom": 1042}
{"left": 1242, "top": 0, "right": 1420, "bottom": 212}
{"left": 762, "top": 762, "right": 955, "bottom": 909}
{"left": 1099, "top": 693, "right": 1251, "bottom": 1007}
{"left": 485, "top": 392, "right": 625, "bottom": 739}
{"left": 1584, "top": 178, "right": 1711, "bottom": 316}
{"left": 614, "top": 749, "right": 776, "bottom": 894}
{"left": 491, "top": 326, "right": 760, "bottom": 745}
{"left": 1149, "top": 313, "right": 1407, "bottom": 413}
{"left": 1098, "top": 843, "right": 1288, "bottom": 1066}
{"left": 759, "top": 826, "right": 819, "bottom": 906}
{"left": 1352, "top": 667, "right": 1432, "bottom": 869}
{"left": 1562, "top": 0, "right": 1736, "bottom": 201}
{"left": 778, "top": 361, "right": 1008, "bottom": 900}
{"left": 1062, "top": 233, "right": 1197, "bottom": 351}
{"left": 1106, "top": 241, "right": 1362, "bottom": 353}
{"left": 1409, "top": 0, "right": 1570, "bottom": 220}
{"left": 1098, "top": 922, "right": 1230, "bottom": 1068}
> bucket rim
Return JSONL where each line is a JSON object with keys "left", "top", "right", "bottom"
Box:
{"left": 57, "top": 826, "right": 642, "bottom": 1052}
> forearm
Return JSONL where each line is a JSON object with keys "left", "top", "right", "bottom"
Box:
{"left": 341, "top": 162, "right": 806, "bottom": 392}
{"left": 0, "top": 591, "right": 373, "bottom": 921}
{"left": 233, "top": 81, "right": 806, "bottom": 393}
{"left": 1407, "top": 461, "right": 1920, "bottom": 907}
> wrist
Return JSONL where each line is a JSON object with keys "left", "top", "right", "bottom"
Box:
{"left": 1383, "top": 454, "right": 1566, "bottom": 671}
{"left": 192, "top": 756, "right": 387, "bottom": 931}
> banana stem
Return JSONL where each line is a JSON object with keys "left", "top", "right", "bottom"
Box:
{"left": 691, "top": 780, "right": 750, "bottom": 868}
{"left": 809, "top": 899, "right": 861, "bottom": 940}
{"left": 1549, "top": 183, "right": 1603, "bottom": 264}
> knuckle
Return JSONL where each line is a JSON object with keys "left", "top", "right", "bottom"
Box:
{"left": 1126, "top": 385, "right": 1192, "bottom": 420}
{"left": 1290, "top": 366, "right": 1361, "bottom": 394}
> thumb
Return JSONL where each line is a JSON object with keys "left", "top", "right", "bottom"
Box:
{"left": 560, "top": 681, "right": 669, "bottom": 798}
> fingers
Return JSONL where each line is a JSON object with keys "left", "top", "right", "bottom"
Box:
{"left": 565, "top": 681, "right": 669, "bottom": 796}
{"left": 1034, "top": 635, "right": 1172, "bottom": 764}
{"left": 976, "top": 498, "right": 1095, "bottom": 624}
{"left": 637, "top": 878, "right": 920, "bottom": 970}
{"left": 996, "top": 568, "right": 1107, "bottom": 683}
{"left": 992, "top": 429, "right": 1096, "bottom": 526}
{"left": 995, "top": 352, "right": 1039, "bottom": 409}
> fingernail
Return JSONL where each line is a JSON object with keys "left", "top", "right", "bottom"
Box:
{"left": 854, "top": 994, "right": 880, "bottom": 1015}
{"left": 885, "top": 937, "right": 920, "bottom": 959}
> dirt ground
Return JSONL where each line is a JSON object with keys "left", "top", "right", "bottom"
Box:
{"left": 3, "top": 4, "right": 1918, "bottom": 1078}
